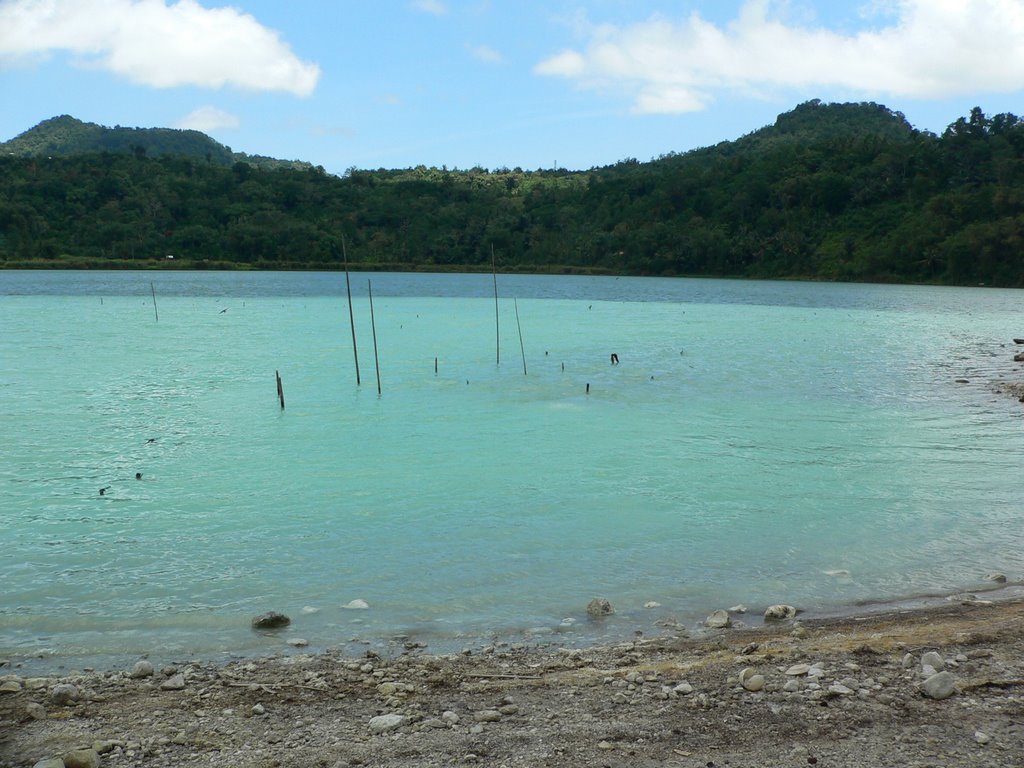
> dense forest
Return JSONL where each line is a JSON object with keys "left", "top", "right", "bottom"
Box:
{"left": 3, "top": 101, "right": 1024, "bottom": 286}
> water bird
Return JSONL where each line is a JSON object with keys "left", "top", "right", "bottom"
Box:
{"left": 99, "top": 486, "right": 110, "bottom": 496}
{"left": 219, "top": 308, "right": 228, "bottom": 314}
{"left": 145, "top": 438, "right": 157, "bottom": 444}
{"left": 135, "top": 472, "right": 142, "bottom": 480}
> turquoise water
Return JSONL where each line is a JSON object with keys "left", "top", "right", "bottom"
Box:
{"left": 2, "top": 271, "right": 1022, "bottom": 670}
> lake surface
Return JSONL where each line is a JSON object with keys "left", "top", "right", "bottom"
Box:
{"left": 2, "top": 270, "right": 1022, "bottom": 672}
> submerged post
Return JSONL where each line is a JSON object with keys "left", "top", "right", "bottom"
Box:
{"left": 491, "top": 244, "right": 499, "bottom": 366}
{"left": 342, "top": 237, "right": 361, "bottom": 387}
{"left": 150, "top": 282, "right": 158, "bottom": 322}
{"left": 276, "top": 370, "right": 285, "bottom": 410}
{"left": 514, "top": 297, "right": 527, "bottom": 376}
{"left": 368, "top": 279, "right": 382, "bottom": 397}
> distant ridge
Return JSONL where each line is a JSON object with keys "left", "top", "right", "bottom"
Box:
{"left": 0, "top": 115, "right": 313, "bottom": 171}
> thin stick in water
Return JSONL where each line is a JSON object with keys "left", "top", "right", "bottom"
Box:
{"left": 513, "top": 297, "right": 527, "bottom": 376}
{"left": 276, "top": 370, "right": 285, "bottom": 410}
{"left": 150, "top": 282, "right": 158, "bottom": 322}
{"left": 491, "top": 244, "right": 499, "bottom": 366}
{"left": 342, "top": 237, "right": 361, "bottom": 386}
{"left": 368, "top": 279, "right": 382, "bottom": 397}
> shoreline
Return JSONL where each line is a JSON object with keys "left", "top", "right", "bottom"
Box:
{"left": 3, "top": 595, "right": 1023, "bottom": 767}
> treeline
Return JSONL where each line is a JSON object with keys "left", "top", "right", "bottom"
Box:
{"left": 3, "top": 101, "right": 1024, "bottom": 286}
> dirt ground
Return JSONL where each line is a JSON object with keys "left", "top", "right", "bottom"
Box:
{"left": 3, "top": 597, "right": 1023, "bottom": 768}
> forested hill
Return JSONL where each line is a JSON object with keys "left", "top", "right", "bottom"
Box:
{"left": 1, "top": 115, "right": 312, "bottom": 171}
{"left": 3, "top": 100, "right": 1024, "bottom": 286}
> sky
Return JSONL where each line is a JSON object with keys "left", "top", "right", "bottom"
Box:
{"left": 2, "top": 0, "right": 1024, "bottom": 175}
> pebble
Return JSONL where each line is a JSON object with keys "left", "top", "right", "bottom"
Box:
{"left": 160, "top": 674, "right": 186, "bottom": 691}
{"left": 586, "top": 598, "right": 614, "bottom": 617}
{"left": 286, "top": 638, "right": 308, "bottom": 647}
{"left": 474, "top": 709, "right": 502, "bottom": 722}
{"left": 974, "top": 731, "right": 991, "bottom": 745}
{"left": 368, "top": 713, "right": 407, "bottom": 734}
{"left": 252, "top": 703, "right": 266, "bottom": 715}
{"left": 62, "top": 749, "right": 100, "bottom": 768}
{"left": 739, "top": 668, "right": 764, "bottom": 692}
{"left": 984, "top": 573, "right": 1007, "bottom": 583}
{"left": 343, "top": 599, "right": 370, "bottom": 610}
{"left": 49, "top": 683, "right": 79, "bottom": 706}
{"left": 673, "top": 682, "right": 694, "bottom": 695}
{"left": 785, "top": 664, "right": 811, "bottom": 676}
{"left": 0, "top": 679, "right": 22, "bottom": 694}
{"left": 129, "top": 660, "right": 154, "bottom": 679}
{"left": 921, "top": 651, "right": 945, "bottom": 671}
{"left": 828, "top": 683, "right": 853, "bottom": 696}
{"left": 598, "top": 741, "right": 614, "bottom": 750}
{"left": 921, "top": 671, "right": 957, "bottom": 700}
{"left": 783, "top": 679, "right": 801, "bottom": 693}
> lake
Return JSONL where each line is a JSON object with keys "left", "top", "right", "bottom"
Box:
{"left": 2, "top": 270, "right": 1022, "bottom": 672}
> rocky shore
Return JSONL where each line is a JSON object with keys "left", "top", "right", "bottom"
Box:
{"left": 3, "top": 597, "right": 1023, "bottom": 768}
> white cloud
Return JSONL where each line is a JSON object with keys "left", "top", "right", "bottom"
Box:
{"left": 470, "top": 44, "right": 502, "bottom": 64}
{"left": 0, "top": 0, "right": 320, "bottom": 96}
{"left": 411, "top": 0, "right": 447, "bottom": 16}
{"left": 175, "top": 106, "right": 239, "bottom": 132}
{"left": 534, "top": 0, "right": 1024, "bottom": 114}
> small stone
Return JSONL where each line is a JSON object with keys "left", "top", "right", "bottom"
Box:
{"left": 739, "top": 668, "right": 764, "bottom": 692}
{"left": 828, "top": 683, "right": 853, "bottom": 696}
{"left": 921, "top": 671, "right": 957, "bottom": 700}
{"left": 785, "top": 664, "right": 811, "bottom": 676}
{"left": 343, "top": 599, "right": 370, "bottom": 610}
{"left": 499, "top": 704, "right": 519, "bottom": 715}
{"left": 586, "top": 598, "right": 614, "bottom": 617}
{"left": 783, "top": 679, "right": 801, "bottom": 693}
{"left": 921, "top": 651, "right": 945, "bottom": 671}
{"left": 376, "top": 682, "right": 399, "bottom": 696}
{"left": 764, "top": 604, "right": 797, "bottom": 622}
{"left": 129, "top": 660, "right": 154, "bottom": 679}
{"left": 0, "top": 680, "right": 21, "bottom": 693}
{"left": 643, "top": 601, "right": 661, "bottom": 608}
{"left": 63, "top": 749, "right": 100, "bottom": 768}
{"left": 901, "top": 653, "right": 915, "bottom": 669}
{"left": 705, "top": 609, "right": 731, "bottom": 629}
{"left": 974, "top": 731, "right": 991, "bottom": 745}
{"left": 984, "top": 573, "right": 1007, "bottom": 583}
{"left": 50, "top": 683, "right": 79, "bottom": 706}
{"left": 673, "top": 682, "right": 694, "bottom": 695}
{"left": 251, "top": 611, "right": 290, "bottom": 629}
{"left": 441, "top": 710, "right": 460, "bottom": 724}
{"left": 160, "top": 674, "right": 186, "bottom": 691}
{"left": 92, "top": 741, "right": 120, "bottom": 755}
{"left": 423, "top": 718, "right": 447, "bottom": 728}
{"left": 729, "top": 604, "right": 747, "bottom": 613}
{"left": 474, "top": 709, "right": 502, "bottom": 722}
{"left": 286, "top": 638, "right": 308, "bottom": 647}
{"left": 26, "top": 702, "right": 47, "bottom": 720}
{"left": 368, "top": 713, "right": 407, "bottom": 734}
{"left": 252, "top": 703, "right": 266, "bottom": 715}
{"left": 598, "top": 741, "right": 614, "bottom": 750}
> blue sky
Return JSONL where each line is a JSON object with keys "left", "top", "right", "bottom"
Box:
{"left": 2, "top": 0, "right": 1024, "bottom": 174}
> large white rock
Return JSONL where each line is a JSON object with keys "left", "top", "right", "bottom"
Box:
{"left": 921, "top": 671, "right": 957, "bottom": 700}
{"left": 368, "top": 713, "right": 407, "bottom": 734}
{"left": 764, "top": 604, "right": 797, "bottom": 621}
{"left": 705, "top": 609, "right": 732, "bottom": 629}
{"left": 343, "top": 599, "right": 370, "bottom": 610}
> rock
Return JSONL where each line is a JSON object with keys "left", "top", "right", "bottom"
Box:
{"left": 0, "top": 679, "right": 21, "bottom": 693}
{"left": 368, "top": 713, "right": 407, "bottom": 734}
{"left": 251, "top": 611, "right": 290, "bottom": 629}
{"left": 783, "top": 679, "right": 801, "bottom": 693}
{"left": 975, "top": 731, "right": 991, "bottom": 745}
{"left": 984, "top": 573, "right": 1007, "bottom": 583}
{"left": 474, "top": 709, "right": 502, "bottom": 722}
{"left": 785, "top": 664, "right": 811, "bottom": 676}
{"left": 92, "top": 741, "right": 120, "bottom": 755}
{"left": 921, "top": 671, "right": 957, "bottom": 700}
{"left": 423, "top": 718, "right": 447, "bottom": 728}
{"left": 764, "top": 604, "right": 797, "bottom": 622}
{"left": 301, "top": 605, "right": 320, "bottom": 614}
{"left": 921, "top": 651, "right": 945, "bottom": 672}
{"left": 643, "top": 601, "right": 661, "bottom": 608}
{"left": 160, "top": 674, "right": 186, "bottom": 691}
{"left": 252, "top": 703, "right": 265, "bottom": 715}
{"left": 32, "top": 760, "right": 65, "bottom": 768}
{"left": 26, "top": 702, "right": 47, "bottom": 720}
{"left": 286, "top": 638, "right": 308, "bottom": 647}
{"left": 441, "top": 710, "right": 460, "bottom": 724}
{"left": 343, "top": 599, "right": 370, "bottom": 610}
{"left": 739, "top": 668, "right": 764, "bottom": 692}
{"left": 376, "top": 682, "right": 399, "bottom": 696}
{"left": 901, "top": 653, "right": 915, "bottom": 669}
{"left": 598, "top": 741, "right": 614, "bottom": 750}
{"left": 828, "top": 683, "right": 854, "bottom": 696}
{"left": 705, "top": 609, "right": 732, "bottom": 629}
{"left": 62, "top": 749, "right": 100, "bottom": 768}
{"left": 586, "top": 598, "right": 614, "bottom": 617}
{"left": 129, "top": 660, "right": 154, "bottom": 679}
{"left": 673, "top": 682, "right": 694, "bottom": 695}
{"left": 49, "top": 683, "right": 79, "bottom": 706}
{"left": 728, "top": 604, "right": 747, "bottom": 614}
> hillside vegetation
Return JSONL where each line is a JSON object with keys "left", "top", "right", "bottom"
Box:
{"left": 2, "top": 101, "right": 1024, "bottom": 286}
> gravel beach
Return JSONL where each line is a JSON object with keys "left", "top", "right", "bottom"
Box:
{"left": 3, "top": 596, "right": 1023, "bottom": 768}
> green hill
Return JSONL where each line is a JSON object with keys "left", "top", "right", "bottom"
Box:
{"left": 0, "top": 115, "right": 312, "bottom": 171}
{"left": 2, "top": 100, "right": 1024, "bottom": 287}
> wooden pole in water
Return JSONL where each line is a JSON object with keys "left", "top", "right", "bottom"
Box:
{"left": 368, "top": 279, "right": 382, "bottom": 397}
{"left": 434, "top": 356, "right": 438, "bottom": 375}
{"left": 514, "top": 297, "right": 527, "bottom": 376}
{"left": 276, "top": 370, "right": 285, "bottom": 410}
{"left": 342, "top": 237, "right": 361, "bottom": 387}
{"left": 150, "top": 282, "right": 158, "bottom": 322}
{"left": 491, "top": 244, "right": 499, "bottom": 366}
